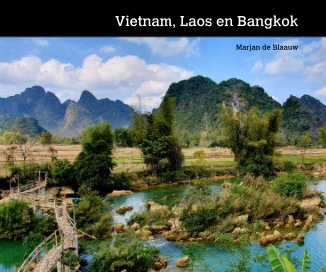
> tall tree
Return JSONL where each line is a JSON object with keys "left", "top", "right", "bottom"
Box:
{"left": 74, "top": 121, "right": 115, "bottom": 193}
{"left": 219, "top": 105, "right": 282, "bottom": 176}
{"left": 135, "top": 96, "right": 184, "bottom": 175}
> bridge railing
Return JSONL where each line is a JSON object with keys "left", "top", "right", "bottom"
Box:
{"left": 17, "top": 230, "right": 62, "bottom": 272}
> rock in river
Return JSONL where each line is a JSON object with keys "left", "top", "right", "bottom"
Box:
{"left": 176, "top": 256, "right": 190, "bottom": 268}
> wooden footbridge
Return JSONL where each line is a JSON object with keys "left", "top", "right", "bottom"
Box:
{"left": 8, "top": 173, "right": 79, "bottom": 272}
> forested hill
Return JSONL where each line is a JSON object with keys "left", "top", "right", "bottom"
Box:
{"left": 164, "top": 76, "right": 325, "bottom": 146}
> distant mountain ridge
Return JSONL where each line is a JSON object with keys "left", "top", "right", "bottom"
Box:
{"left": 0, "top": 86, "right": 133, "bottom": 136}
{"left": 163, "top": 76, "right": 326, "bottom": 145}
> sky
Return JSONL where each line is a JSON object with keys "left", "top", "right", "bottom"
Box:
{"left": 0, "top": 37, "right": 325, "bottom": 110}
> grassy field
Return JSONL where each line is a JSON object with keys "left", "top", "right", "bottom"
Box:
{"left": 0, "top": 145, "right": 325, "bottom": 176}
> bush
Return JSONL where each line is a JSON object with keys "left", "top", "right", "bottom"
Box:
{"left": 128, "top": 210, "right": 170, "bottom": 227}
{"left": 180, "top": 205, "right": 218, "bottom": 234}
{"left": 160, "top": 171, "right": 188, "bottom": 183}
{"left": 52, "top": 159, "right": 77, "bottom": 189}
{"left": 0, "top": 199, "right": 36, "bottom": 240}
{"left": 62, "top": 251, "right": 81, "bottom": 269}
{"left": 89, "top": 241, "right": 159, "bottom": 272}
{"left": 109, "top": 173, "right": 131, "bottom": 191}
{"left": 184, "top": 166, "right": 214, "bottom": 179}
{"left": 273, "top": 173, "right": 307, "bottom": 197}
{"left": 276, "top": 161, "right": 296, "bottom": 172}
{"left": 10, "top": 163, "right": 52, "bottom": 182}
{"left": 74, "top": 195, "right": 113, "bottom": 239}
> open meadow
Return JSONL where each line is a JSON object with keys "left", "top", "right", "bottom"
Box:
{"left": 0, "top": 145, "right": 326, "bottom": 177}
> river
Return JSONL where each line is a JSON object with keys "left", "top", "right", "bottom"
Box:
{"left": 1, "top": 180, "right": 326, "bottom": 271}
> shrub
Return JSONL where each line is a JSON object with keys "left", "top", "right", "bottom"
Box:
{"left": 160, "top": 171, "right": 188, "bottom": 183}
{"left": 109, "top": 172, "right": 131, "bottom": 191}
{"left": 0, "top": 199, "right": 36, "bottom": 240}
{"left": 89, "top": 241, "right": 159, "bottom": 272}
{"left": 62, "top": 251, "right": 81, "bottom": 269}
{"left": 52, "top": 159, "right": 77, "bottom": 189}
{"left": 276, "top": 161, "right": 296, "bottom": 172}
{"left": 128, "top": 210, "right": 170, "bottom": 227}
{"left": 273, "top": 173, "right": 307, "bottom": 197}
{"left": 180, "top": 205, "right": 218, "bottom": 234}
{"left": 74, "top": 195, "right": 113, "bottom": 239}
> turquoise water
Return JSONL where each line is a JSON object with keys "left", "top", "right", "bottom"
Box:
{"left": 0, "top": 241, "right": 28, "bottom": 272}
{"left": 1, "top": 181, "right": 326, "bottom": 271}
{"left": 105, "top": 181, "right": 326, "bottom": 271}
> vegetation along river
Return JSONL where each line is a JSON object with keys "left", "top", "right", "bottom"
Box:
{"left": 1, "top": 180, "right": 326, "bottom": 271}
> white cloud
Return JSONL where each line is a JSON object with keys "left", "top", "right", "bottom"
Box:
{"left": 314, "top": 86, "right": 326, "bottom": 97}
{"left": 272, "top": 96, "right": 279, "bottom": 102}
{"left": 0, "top": 54, "right": 193, "bottom": 109}
{"left": 252, "top": 38, "right": 326, "bottom": 80}
{"left": 32, "top": 38, "right": 49, "bottom": 47}
{"left": 120, "top": 37, "right": 199, "bottom": 57}
{"left": 264, "top": 55, "right": 304, "bottom": 74}
{"left": 100, "top": 45, "right": 117, "bottom": 53}
{"left": 250, "top": 60, "right": 263, "bottom": 72}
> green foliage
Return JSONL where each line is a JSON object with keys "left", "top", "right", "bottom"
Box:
{"left": 267, "top": 245, "right": 326, "bottom": 272}
{"left": 89, "top": 241, "right": 159, "bottom": 272}
{"left": 277, "top": 161, "right": 296, "bottom": 172}
{"left": 0, "top": 131, "right": 28, "bottom": 144}
{"left": 0, "top": 200, "right": 35, "bottom": 240}
{"left": 128, "top": 210, "right": 170, "bottom": 227}
{"left": 52, "top": 159, "right": 77, "bottom": 189}
{"left": 62, "top": 251, "right": 81, "bottom": 269}
{"left": 180, "top": 205, "right": 217, "bottom": 234}
{"left": 80, "top": 121, "right": 114, "bottom": 155}
{"left": 219, "top": 105, "right": 282, "bottom": 176}
{"left": 75, "top": 121, "right": 115, "bottom": 194}
{"left": 113, "top": 128, "right": 133, "bottom": 147}
{"left": 296, "top": 133, "right": 312, "bottom": 149}
{"left": 39, "top": 131, "right": 52, "bottom": 145}
{"left": 318, "top": 127, "right": 326, "bottom": 148}
{"left": 129, "top": 111, "right": 147, "bottom": 145}
{"left": 23, "top": 232, "right": 43, "bottom": 251}
{"left": 75, "top": 152, "right": 114, "bottom": 193}
{"left": 159, "top": 170, "right": 188, "bottom": 183}
{"left": 10, "top": 163, "right": 51, "bottom": 182}
{"left": 273, "top": 173, "right": 307, "bottom": 198}
{"left": 133, "top": 96, "right": 184, "bottom": 176}
{"left": 74, "top": 194, "right": 113, "bottom": 239}
{"left": 109, "top": 172, "right": 131, "bottom": 190}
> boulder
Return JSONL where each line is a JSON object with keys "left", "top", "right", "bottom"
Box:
{"left": 116, "top": 205, "right": 133, "bottom": 214}
{"left": 294, "top": 219, "right": 303, "bottom": 227}
{"left": 172, "top": 206, "right": 183, "bottom": 216}
{"left": 176, "top": 256, "right": 190, "bottom": 268}
{"left": 147, "top": 201, "right": 169, "bottom": 214}
{"left": 305, "top": 214, "right": 313, "bottom": 225}
{"left": 233, "top": 214, "right": 249, "bottom": 225}
{"left": 259, "top": 230, "right": 282, "bottom": 246}
{"left": 232, "top": 227, "right": 249, "bottom": 235}
{"left": 154, "top": 262, "right": 163, "bottom": 270}
{"left": 297, "top": 233, "right": 305, "bottom": 245}
{"left": 107, "top": 190, "right": 133, "bottom": 197}
{"left": 167, "top": 218, "right": 182, "bottom": 232}
{"left": 115, "top": 223, "right": 127, "bottom": 233}
{"left": 135, "top": 228, "right": 153, "bottom": 240}
{"left": 300, "top": 197, "right": 321, "bottom": 212}
{"left": 130, "top": 223, "right": 140, "bottom": 231}
{"left": 287, "top": 215, "right": 295, "bottom": 225}
{"left": 151, "top": 225, "right": 167, "bottom": 233}
{"left": 284, "top": 233, "right": 297, "bottom": 240}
